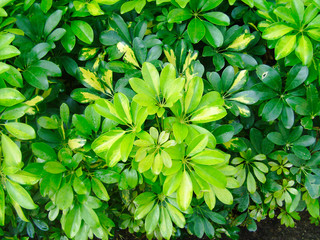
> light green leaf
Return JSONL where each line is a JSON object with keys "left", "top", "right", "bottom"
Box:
{"left": 6, "top": 179, "right": 37, "bottom": 209}
{"left": 5, "top": 122, "right": 36, "bottom": 140}
{"left": 291, "top": 0, "right": 304, "bottom": 25}
{"left": 145, "top": 204, "right": 160, "bottom": 234}
{"left": 8, "top": 171, "right": 40, "bottom": 185}
{"left": 92, "top": 178, "right": 110, "bottom": 201}
{"left": 80, "top": 204, "right": 100, "bottom": 228}
{"left": 173, "top": 122, "right": 188, "bottom": 144}
{"left": 44, "top": 161, "right": 67, "bottom": 174}
{"left": 177, "top": 171, "right": 193, "bottom": 211}
{"left": 2, "top": 134, "right": 22, "bottom": 170}
{"left": 71, "top": 20, "right": 94, "bottom": 44}
{"left": 142, "top": 62, "right": 160, "bottom": 96}
{"left": 56, "top": 183, "right": 73, "bottom": 210}
{"left": 134, "top": 199, "right": 155, "bottom": 220}
{"left": 159, "top": 205, "right": 173, "bottom": 240}
{"left": 166, "top": 203, "right": 185, "bottom": 228}
{"left": 295, "top": 35, "right": 313, "bottom": 65}
{"left": 65, "top": 205, "right": 81, "bottom": 238}
{"left": 262, "top": 23, "right": 294, "bottom": 40}
{"left": 163, "top": 169, "right": 183, "bottom": 196}
{"left": 0, "top": 88, "right": 25, "bottom": 107}
{"left": 275, "top": 34, "right": 296, "bottom": 60}
{"left": 185, "top": 76, "right": 204, "bottom": 114}
{"left": 190, "top": 106, "right": 227, "bottom": 123}
{"left": 212, "top": 186, "right": 233, "bottom": 205}
{"left": 193, "top": 164, "right": 227, "bottom": 188}
{"left": 0, "top": 185, "right": 4, "bottom": 226}
{"left": 191, "top": 149, "right": 225, "bottom": 165}
{"left": 187, "top": 134, "right": 208, "bottom": 157}
{"left": 247, "top": 171, "right": 256, "bottom": 193}
{"left": 227, "top": 33, "right": 255, "bottom": 51}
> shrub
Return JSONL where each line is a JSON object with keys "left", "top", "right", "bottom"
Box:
{"left": 0, "top": 0, "right": 320, "bottom": 239}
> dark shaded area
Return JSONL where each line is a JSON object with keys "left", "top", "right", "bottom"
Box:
{"left": 113, "top": 212, "right": 320, "bottom": 240}
{"left": 239, "top": 211, "right": 320, "bottom": 240}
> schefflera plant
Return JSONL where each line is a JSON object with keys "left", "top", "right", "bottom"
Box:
{"left": 129, "top": 63, "right": 237, "bottom": 207}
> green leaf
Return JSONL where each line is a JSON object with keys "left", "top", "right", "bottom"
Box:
{"left": 41, "top": 0, "right": 52, "bottom": 13}
{"left": 0, "top": 88, "right": 25, "bottom": 107}
{"left": 5, "top": 122, "right": 36, "bottom": 140}
{"left": 285, "top": 65, "right": 308, "bottom": 91}
{"left": 176, "top": 0, "right": 188, "bottom": 8}
{"left": 256, "top": 65, "right": 281, "bottom": 92}
{"left": 172, "top": 122, "right": 188, "bottom": 144}
{"left": 0, "top": 45, "right": 20, "bottom": 60}
{"left": 0, "top": 185, "right": 4, "bottom": 226}
{"left": 109, "top": 14, "right": 131, "bottom": 44}
{"left": 177, "top": 170, "right": 193, "bottom": 211}
{"left": 228, "top": 90, "right": 259, "bottom": 104}
{"left": 168, "top": 9, "right": 192, "bottom": 23}
{"left": 0, "top": 62, "right": 10, "bottom": 74}
{"left": 23, "top": 67, "right": 48, "bottom": 90}
{"left": 212, "top": 186, "right": 233, "bottom": 205}
{"left": 1, "top": 134, "right": 22, "bottom": 170}
{"left": 262, "top": 23, "right": 294, "bottom": 40}
{"left": 226, "top": 33, "right": 254, "bottom": 51}
{"left": 267, "top": 132, "right": 286, "bottom": 145}
{"left": 134, "top": 199, "right": 156, "bottom": 219}
{"left": 38, "top": 116, "right": 59, "bottom": 129}
{"left": 142, "top": 62, "right": 160, "bottom": 96}
{"left": 291, "top": 0, "right": 304, "bottom": 25}
{"left": 187, "top": 18, "right": 206, "bottom": 43}
{"left": 80, "top": 204, "right": 100, "bottom": 228}
{"left": 56, "top": 183, "right": 73, "bottom": 210}
{"left": 191, "top": 149, "right": 225, "bottom": 165}
{"left": 201, "top": 0, "right": 223, "bottom": 11}
{"left": 100, "top": 30, "right": 122, "bottom": 46}
{"left": 292, "top": 145, "right": 311, "bottom": 160}
{"left": 92, "top": 178, "right": 110, "bottom": 201}
{"left": 6, "top": 179, "right": 37, "bottom": 209}
{"left": 71, "top": 20, "right": 94, "bottom": 44}
{"left": 0, "top": 65, "right": 23, "bottom": 88}
{"left": 33, "top": 60, "right": 61, "bottom": 77}
{"left": 44, "top": 10, "right": 62, "bottom": 37}
{"left": 134, "top": 192, "right": 156, "bottom": 205}
{"left": 275, "top": 35, "right": 296, "bottom": 60}
{"left": 113, "top": 92, "right": 132, "bottom": 124}
{"left": 61, "top": 24, "right": 76, "bottom": 53}
{"left": 159, "top": 205, "right": 173, "bottom": 239}
{"left": 213, "top": 125, "right": 234, "bottom": 144}
{"left": 187, "top": 134, "right": 208, "bottom": 156}
{"left": 190, "top": 105, "right": 227, "bottom": 123}
{"left": 44, "top": 161, "right": 67, "bottom": 174}
{"left": 65, "top": 205, "right": 81, "bottom": 238}
{"left": 262, "top": 98, "right": 283, "bottom": 121}
{"left": 295, "top": 35, "right": 313, "bottom": 65}
{"left": 204, "top": 21, "right": 223, "bottom": 48}
{"left": 166, "top": 203, "right": 185, "bottom": 228}
{"left": 247, "top": 171, "right": 256, "bottom": 193}
{"left": 163, "top": 170, "right": 183, "bottom": 196}
{"left": 8, "top": 170, "right": 39, "bottom": 185}
{"left": 32, "top": 142, "right": 57, "bottom": 161}
{"left": 87, "top": 2, "right": 104, "bottom": 15}
{"left": 185, "top": 76, "right": 204, "bottom": 113}
{"left": 0, "top": 103, "right": 29, "bottom": 120}
{"left": 145, "top": 204, "right": 160, "bottom": 234}
{"left": 193, "top": 164, "right": 226, "bottom": 188}
{"left": 203, "top": 12, "right": 230, "bottom": 26}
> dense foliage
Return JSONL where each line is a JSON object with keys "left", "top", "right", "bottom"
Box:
{"left": 0, "top": 0, "right": 320, "bottom": 239}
